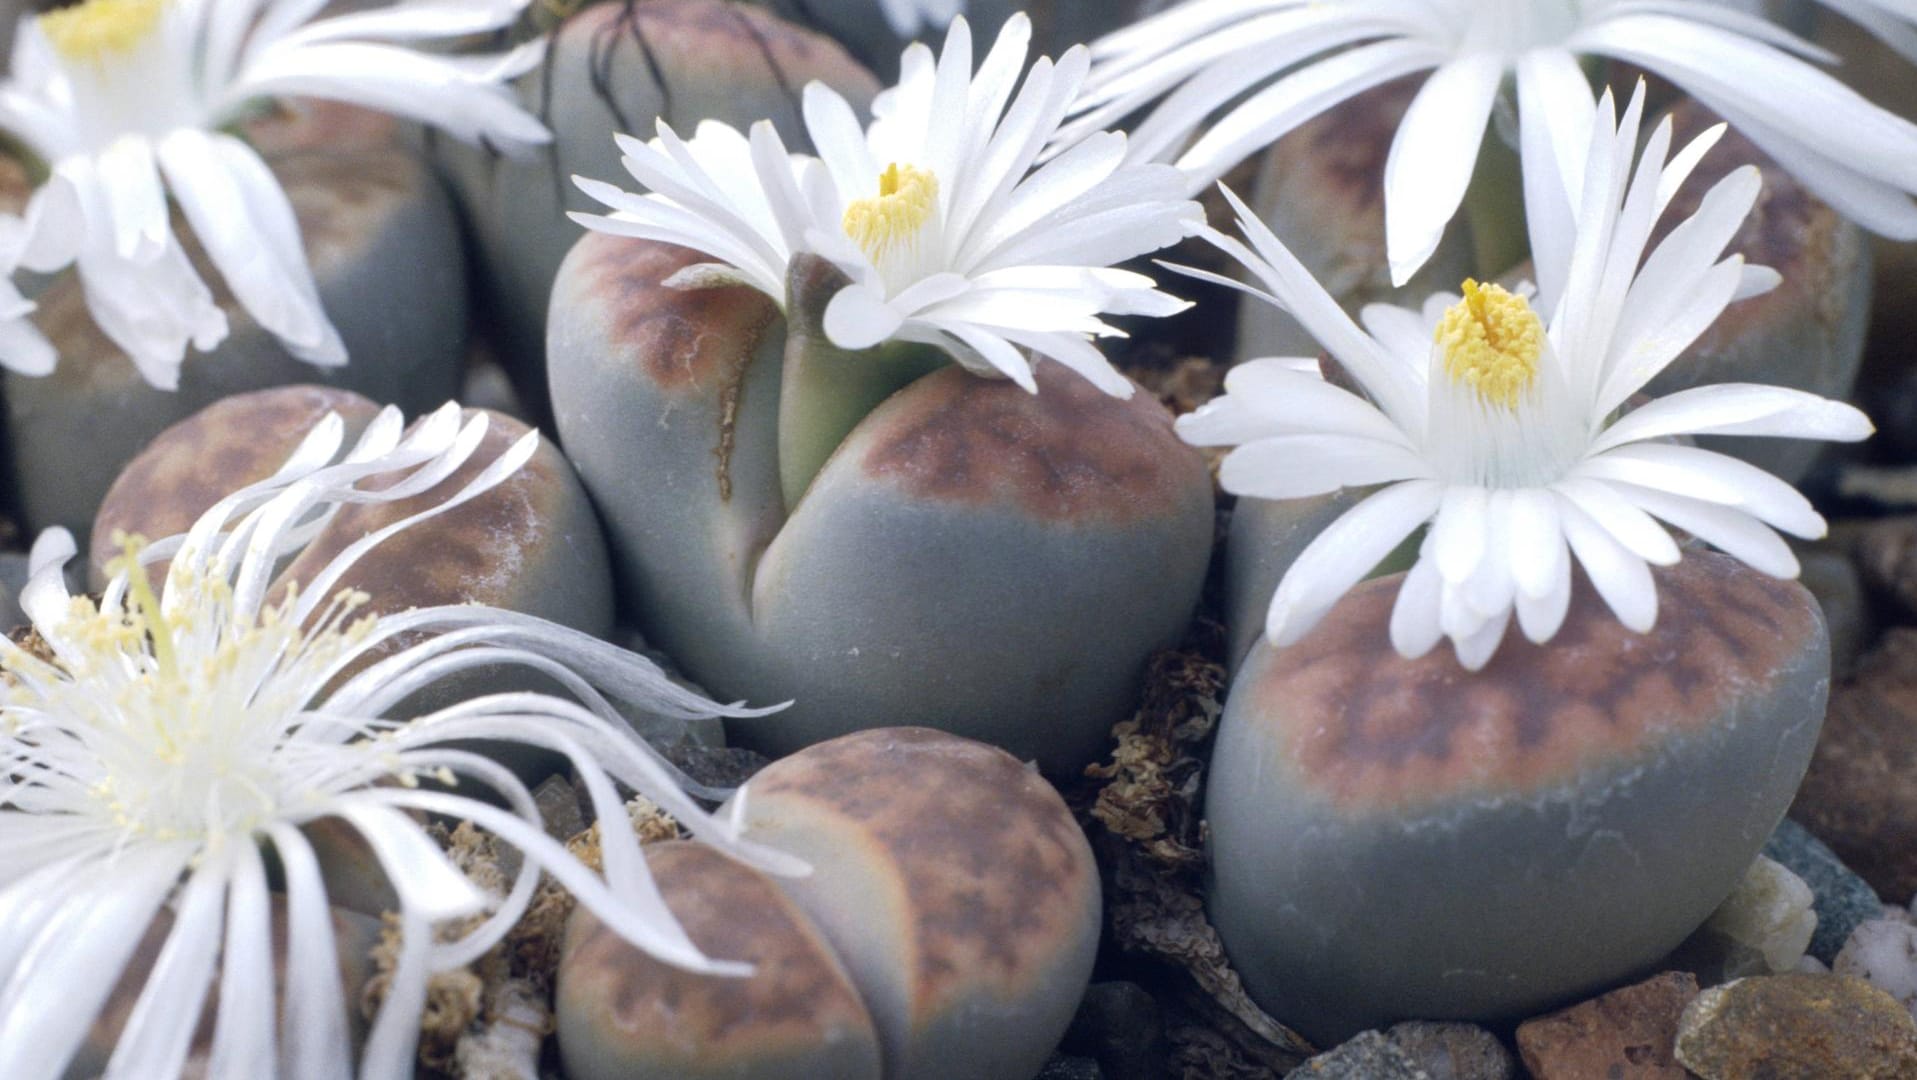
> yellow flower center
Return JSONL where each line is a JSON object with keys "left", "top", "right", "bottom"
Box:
{"left": 0, "top": 532, "right": 377, "bottom": 841}
{"left": 1434, "top": 279, "right": 1545, "bottom": 410}
{"left": 842, "top": 163, "right": 938, "bottom": 263}
{"left": 39, "top": 0, "right": 165, "bottom": 61}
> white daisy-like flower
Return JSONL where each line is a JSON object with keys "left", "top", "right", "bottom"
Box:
{"left": 1065, "top": 0, "right": 1917, "bottom": 285}
{"left": 572, "top": 13, "right": 1201, "bottom": 397}
{"left": 0, "top": 0, "right": 551, "bottom": 387}
{"left": 0, "top": 402, "right": 803, "bottom": 1080}
{"left": 1174, "top": 83, "right": 1874, "bottom": 670}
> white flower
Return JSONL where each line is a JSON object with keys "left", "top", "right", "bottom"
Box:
{"left": 877, "top": 0, "right": 964, "bottom": 37}
{"left": 0, "top": 215, "right": 54, "bottom": 378}
{"left": 0, "top": 0, "right": 551, "bottom": 387}
{"left": 0, "top": 402, "right": 803, "bottom": 1080}
{"left": 1174, "top": 84, "right": 1874, "bottom": 670}
{"left": 1066, "top": 0, "right": 1917, "bottom": 285}
{"left": 572, "top": 14, "right": 1201, "bottom": 397}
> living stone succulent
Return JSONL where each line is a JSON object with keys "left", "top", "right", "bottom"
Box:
{"left": 548, "top": 233, "right": 1212, "bottom": 772}
{"left": 556, "top": 729, "right": 1101, "bottom": 1079}
{"left": 557, "top": 841, "right": 886, "bottom": 1080}
{"left": 435, "top": 0, "right": 878, "bottom": 414}
{"left": 86, "top": 384, "right": 622, "bottom": 781}
{"left": 5, "top": 143, "right": 466, "bottom": 545}
{"left": 1205, "top": 551, "right": 1833, "bottom": 1043}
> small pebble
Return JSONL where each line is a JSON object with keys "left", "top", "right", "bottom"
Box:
{"left": 1679, "top": 855, "right": 1819, "bottom": 980}
{"left": 1287, "top": 1030, "right": 1428, "bottom": 1079}
{"left": 1515, "top": 971, "right": 1697, "bottom": 1080}
{"left": 1675, "top": 972, "right": 1917, "bottom": 1079}
{"left": 1763, "top": 817, "right": 1884, "bottom": 963}
{"left": 1384, "top": 1021, "right": 1515, "bottom": 1080}
{"left": 1835, "top": 919, "right": 1917, "bottom": 1020}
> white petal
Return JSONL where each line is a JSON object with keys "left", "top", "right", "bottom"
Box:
{"left": 1383, "top": 53, "right": 1503, "bottom": 286}
{"left": 1266, "top": 479, "right": 1442, "bottom": 646}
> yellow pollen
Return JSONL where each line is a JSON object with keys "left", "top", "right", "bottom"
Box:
{"left": 1434, "top": 279, "right": 1545, "bottom": 410}
{"left": 39, "top": 0, "right": 166, "bottom": 61}
{"left": 842, "top": 162, "right": 938, "bottom": 263}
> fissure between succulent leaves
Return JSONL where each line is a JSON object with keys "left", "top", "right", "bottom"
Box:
{"left": 777, "top": 255, "right": 945, "bottom": 512}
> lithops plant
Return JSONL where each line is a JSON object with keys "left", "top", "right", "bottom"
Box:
{"left": 88, "top": 386, "right": 613, "bottom": 648}
{"left": 557, "top": 841, "right": 885, "bottom": 1080}
{"left": 5, "top": 145, "right": 466, "bottom": 544}
{"left": 550, "top": 14, "right": 1211, "bottom": 771}
{"left": 1233, "top": 78, "right": 1478, "bottom": 364}
{"left": 723, "top": 727, "right": 1101, "bottom": 1080}
{"left": 1208, "top": 553, "right": 1833, "bottom": 1043}
{"left": 435, "top": 0, "right": 878, "bottom": 406}
{"left": 551, "top": 238, "right": 1212, "bottom": 770}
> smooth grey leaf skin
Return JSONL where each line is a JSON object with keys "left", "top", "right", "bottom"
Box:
{"left": 550, "top": 232, "right": 1213, "bottom": 774}
{"left": 434, "top": 0, "right": 877, "bottom": 411}
{"left": 1205, "top": 551, "right": 1831, "bottom": 1046}
{"left": 556, "top": 841, "right": 885, "bottom": 1080}
{"left": 722, "top": 728, "right": 1102, "bottom": 1080}
{"left": 6, "top": 147, "right": 466, "bottom": 549}
{"left": 1643, "top": 100, "right": 1869, "bottom": 485}
{"left": 1234, "top": 78, "right": 1476, "bottom": 366}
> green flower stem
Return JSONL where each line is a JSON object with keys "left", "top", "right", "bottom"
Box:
{"left": 1462, "top": 126, "right": 1529, "bottom": 283}
{"left": 779, "top": 255, "right": 945, "bottom": 511}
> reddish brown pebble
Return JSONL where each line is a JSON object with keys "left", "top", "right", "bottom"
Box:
{"left": 1516, "top": 972, "right": 1699, "bottom": 1079}
{"left": 1792, "top": 628, "right": 1917, "bottom": 901}
{"left": 556, "top": 841, "right": 882, "bottom": 1080}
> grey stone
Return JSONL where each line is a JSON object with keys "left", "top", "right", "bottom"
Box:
{"left": 1764, "top": 817, "right": 1885, "bottom": 964}
{"left": 1286, "top": 1031, "right": 1428, "bottom": 1079}
{"left": 1384, "top": 1022, "right": 1515, "bottom": 1080}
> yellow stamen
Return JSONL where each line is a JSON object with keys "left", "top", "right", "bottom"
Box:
{"left": 842, "top": 162, "right": 938, "bottom": 263}
{"left": 105, "top": 530, "right": 177, "bottom": 677}
{"left": 39, "top": 0, "right": 166, "bottom": 61}
{"left": 1434, "top": 279, "right": 1545, "bottom": 410}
